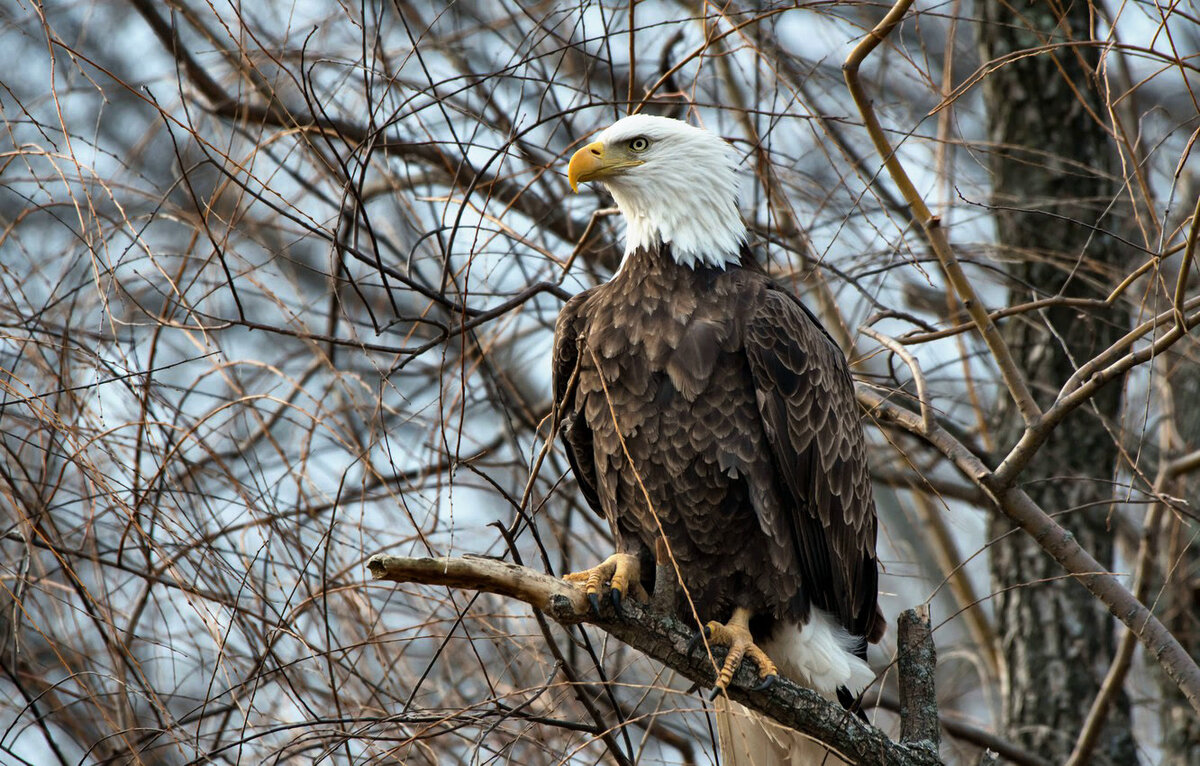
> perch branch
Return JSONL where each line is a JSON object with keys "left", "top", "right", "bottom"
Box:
{"left": 368, "top": 554, "right": 943, "bottom": 766}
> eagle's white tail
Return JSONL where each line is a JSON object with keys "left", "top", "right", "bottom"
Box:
{"left": 717, "top": 700, "right": 849, "bottom": 766}
{"left": 716, "top": 609, "right": 870, "bottom": 765}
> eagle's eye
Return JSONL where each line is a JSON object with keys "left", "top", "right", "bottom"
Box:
{"left": 628, "top": 136, "right": 650, "bottom": 152}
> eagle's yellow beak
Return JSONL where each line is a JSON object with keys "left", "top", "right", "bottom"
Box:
{"left": 568, "top": 141, "right": 607, "bottom": 193}
{"left": 567, "top": 141, "right": 644, "bottom": 193}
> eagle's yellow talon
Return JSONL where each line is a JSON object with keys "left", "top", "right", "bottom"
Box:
{"left": 564, "top": 553, "right": 643, "bottom": 612}
{"left": 701, "top": 607, "right": 778, "bottom": 697}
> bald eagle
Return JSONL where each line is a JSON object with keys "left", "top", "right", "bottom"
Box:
{"left": 555, "top": 115, "right": 884, "bottom": 763}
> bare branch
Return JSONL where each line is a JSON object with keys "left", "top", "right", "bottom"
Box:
{"left": 897, "top": 606, "right": 939, "bottom": 752}
{"left": 842, "top": 0, "right": 1042, "bottom": 426}
{"left": 862, "top": 326, "right": 932, "bottom": 434}
{"left": 859, "top": 385, "right": 1200, "bottom": 714}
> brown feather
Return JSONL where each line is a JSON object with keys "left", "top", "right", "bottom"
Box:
{"left": 552, "top": 244, "right": 881, "bottom": 642}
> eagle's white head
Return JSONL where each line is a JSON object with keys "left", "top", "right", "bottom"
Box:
{"left": 567, "top": 114, "right": 746, "bottom": 270}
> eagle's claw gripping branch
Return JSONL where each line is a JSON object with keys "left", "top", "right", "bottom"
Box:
{"left": 563, "top": 552, "right": 644, "bottom": 614}
{"left": 684, "top": 607, "right": 780, "bottom": 699}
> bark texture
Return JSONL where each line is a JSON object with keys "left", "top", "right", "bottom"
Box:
{"left": 1160, "top": 538, "right": 1200, "bottom": 765}
{"left": 1159, "top": 346, "right": 1200, "bottom": 765}
{"left": 979, "top": 3, "right": 1135, "bottom": 763}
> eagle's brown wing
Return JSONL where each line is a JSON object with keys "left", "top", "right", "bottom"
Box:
{"left": 744, "top": 283, "right": 882, "bottom": 642}
{"left": 552, "top": 288, "right": 604, "bottom": 518}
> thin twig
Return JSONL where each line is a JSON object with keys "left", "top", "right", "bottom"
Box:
{"left": 862, "top": 326, "right": 932, "bottom": 433}
{"left": 1174, "top": 195, "right": 1200, "bottom": 334}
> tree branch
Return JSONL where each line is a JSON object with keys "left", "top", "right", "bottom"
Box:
{"left": 842, "top": 0, "right": 1041, "bottom": 426}
{"left": 897, "top": 605, "right": 939, "bottom": 752}
{"left": 859, "top": 386, "right": 1200, "bottom": 714}
{"left": 367, "top": 554, "right": 943, "bottom": 766}
{"left": 127, "top": 0, "right": 593, "bottom": 248}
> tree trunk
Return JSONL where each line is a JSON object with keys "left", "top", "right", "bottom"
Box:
{"left": 1160, "top": 512, "right": 1200, "bottom": 766}
{"left": 979, "top": 3, "right": 1135, "bottom": 763}
{"left": 1160, "top": 340, "right": 1200, "bottom": 765}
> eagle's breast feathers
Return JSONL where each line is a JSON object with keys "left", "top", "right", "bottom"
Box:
{"left": 553, "top": 244, "right": 881, "bottom": 644}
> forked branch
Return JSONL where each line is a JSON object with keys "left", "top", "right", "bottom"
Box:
{"left": 858, "top": 386, "right": 1200, "bottom": 714}
{"left": 842, "top": 0, "right": 1041, "bottom": 426}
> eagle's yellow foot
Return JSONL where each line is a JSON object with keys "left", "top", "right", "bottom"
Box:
{"left": 690, "top": 607, "right": 779, "bottom": 698}
{"left": 564, "top": 553, "right": 644, "bottom": 613}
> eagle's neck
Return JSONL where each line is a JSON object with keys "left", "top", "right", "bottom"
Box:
{"left": 610, "top": 244, "right": 740, "bottom": 300}
{"left": 606, "top": 171, "right": 745, "bottom": 272}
